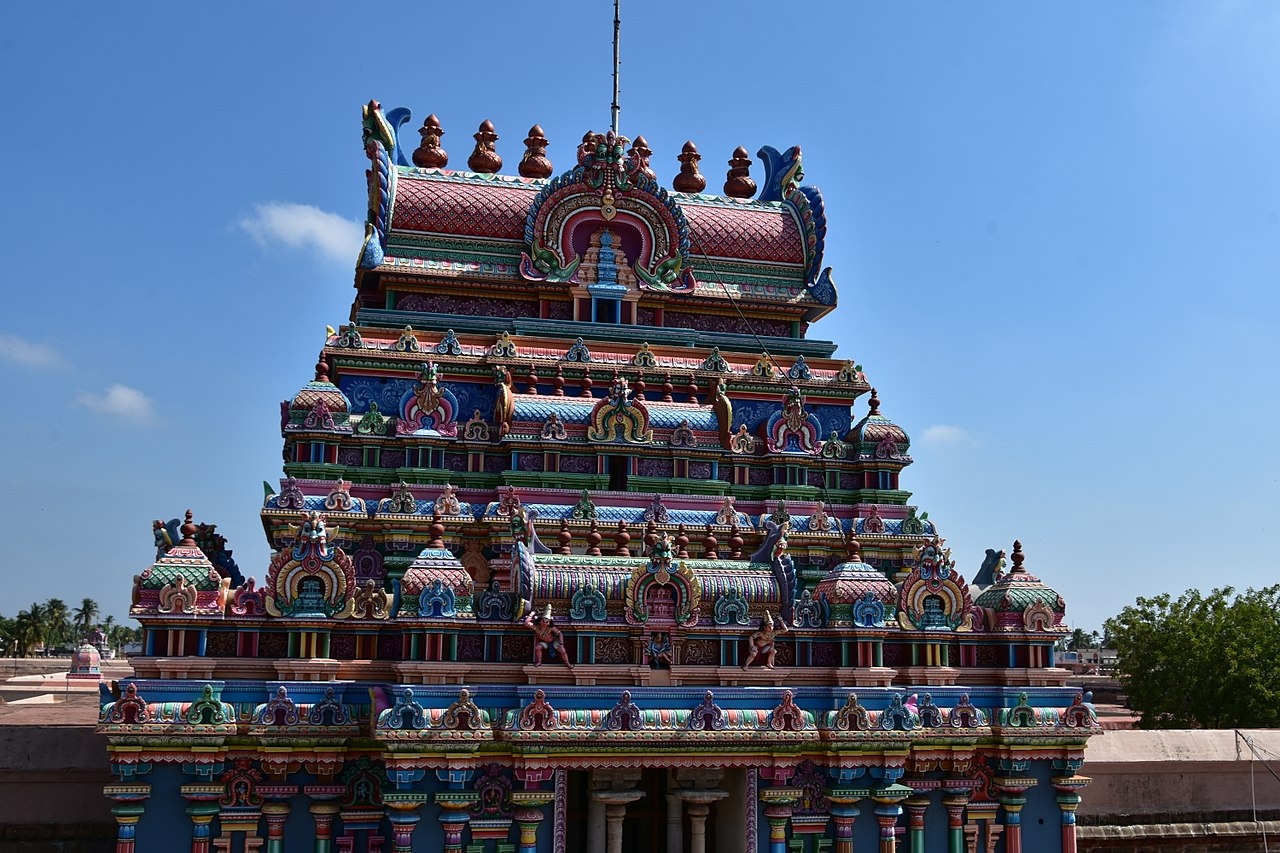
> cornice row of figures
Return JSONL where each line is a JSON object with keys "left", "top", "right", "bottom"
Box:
{"left": 99, "top": 683, "right": 1099, "bottom": 737}
{"left": 294, "top": 365, "right": 885, "bottom": 460}
{"left": 269, "top": 482, "right": 928, "bottom": 537}
{"left": 330, "top": 325, "right": 864, "bottom": 385}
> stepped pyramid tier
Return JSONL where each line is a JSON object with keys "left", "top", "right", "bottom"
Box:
{"left": 100, "top": 101, "right": 1097, "bottom": 853}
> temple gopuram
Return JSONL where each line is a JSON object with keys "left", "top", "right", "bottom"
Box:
{"left": 99, "top": 102, "right": 1100, "bottom": 853}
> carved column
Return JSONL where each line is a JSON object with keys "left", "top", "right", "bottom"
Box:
{"left": 510, "top": 789, "right": 556, "bottom": 853}
{"left": 904, "top": 796, "right": 930, "bottom": 852}
{"left": 993, "top": 779, "right": 1035, "bottom": 853}
{"left": 435, "top": 791, "right": 480, "bottom": 853}
{"left": 309, "top": 803, "right": 340, "bottom": 853}
{"left": 680, "top": 789, "right": 729, "bottom": 853}
{"left": 305, "top": 784, "right": 345, "bottom": 853}
{"left": 383, "top": 793, "right": 429, "bottom": 853}
{"left": 180, "top": 784, "right": 221, "bottom": 853}
{"left": 1052, "top": 776, "right": 1090, "bottom": 853}
{"left": 941, "top": 790, "right": 970, "bottom": 853}
{"left": 824, "top": 789, "right": 862, "bottom": 853}
{"left": 258, "top": 784, "right": 298, "bottom": 853}
{"left": 758, "top": 787, "right": 800, "bottom": 853}
{"left": 870, "top": 785, "right": 912, "bottom": 853}
{"left": 104, "top": 784, "right": 150, "bottom": 853}
{"left": 261, "top": 803, "right": 290, "bottom": 853}
{"left": 665, "top": 793, "right": 684, "bottom": 853}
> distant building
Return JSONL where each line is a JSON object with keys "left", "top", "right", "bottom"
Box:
{"left": 98, "top": 102, "right": 1100, "bottom": 852}
{"left": 1055, "top": 649, "right": 1117, "bottom": 675}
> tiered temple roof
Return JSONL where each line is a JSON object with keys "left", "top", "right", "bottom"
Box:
{"left": 98, "top": 102, "right": 1098, "bottom": 853}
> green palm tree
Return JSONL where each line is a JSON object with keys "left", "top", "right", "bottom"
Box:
{"left": 16, "top": 603, "right": 47, "bottom": 656}
{"left": 44, "top": 598, "right": 70, "bottom": 649}
{"left": 74, "top": 598, "right": 100, "bottom": 638}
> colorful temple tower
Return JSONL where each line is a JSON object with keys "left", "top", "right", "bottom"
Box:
{"left": 99, "top": 102, "right": 1099, "bottom": 852}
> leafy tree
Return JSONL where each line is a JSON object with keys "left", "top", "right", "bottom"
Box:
{"left": 1105, "top": 586, "right": 1280, "bottom": 729}
{"left": 14, "top": 602, "right": 48, "bottom": 656}
{"left": 43, "top": 598, "right": 70, "bottom": 649}
{"left": 74, "top": 598, "right": 100, "bottom": 638}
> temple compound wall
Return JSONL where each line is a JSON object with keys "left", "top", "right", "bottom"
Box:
{"left": 96, "top": 101, "right": 1099, "bottom": 852}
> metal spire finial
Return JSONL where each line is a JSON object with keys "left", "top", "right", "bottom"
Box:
{"left": 611, "top": 0, "right": 621, "bottom": 135}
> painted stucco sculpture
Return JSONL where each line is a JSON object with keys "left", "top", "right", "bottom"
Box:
{"left": 100, "top": 101, "right": 1097, "bottom": 853}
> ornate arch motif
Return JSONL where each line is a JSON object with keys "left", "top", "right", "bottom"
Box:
{"left": 569, "top": 582, "right": 607, "bottom": 621}
{"left": 378, "top": 687, "right": 427, "bottom": 730}
{"left": 687, "top": 691, "right": 726, "bottom": 731}
{"left": 602, "top": 691, "right": 644, "bottom": 731}
{"left": 256, "top": 686, "right": 300, "bottom": 726}
{"left": 400, "top": 361, "right": 458, "bottom": 435}
{"left": 713, "top": 588, "right": 751, "bottom": 626}
{"left": 832, "top": 693, "right": 871, "bottom": 731}
{"left": 586, "top": 374, "right": 652, "bottom": 444}
{"left": 520, "top": 132, "right": 695, "bottom": 293}
{"left": 264, "top": 514, "right": 357, "bottom": 618}
{"left": 896, "top": 537, "right": 977, "bottom": 632}
{"left": 440, "top": 688, "right": 485, "bottom": 730}
{"left": 517, "top": 689, "right": 558, "bottom": 731}
{"left": 764, "top": 387, "right": 822, "bottom": 454}
{"left": 624, "top": 542, "right": 702, "bottom": 627}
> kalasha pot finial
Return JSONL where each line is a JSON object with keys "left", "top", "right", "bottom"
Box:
{"left": 673, "top": 141, "right": 706, "bottom": 193}
{"left": 468, "top": 119, "right": 502, "bottom": 174}
{"left": 519, "top": 124, "right": 553, "bottom": 178}
{"left": 724, "top": 145, "right": 757, "bottom": 198}
{"left": 412, "top": 114, "right": 448, "bottom": 168}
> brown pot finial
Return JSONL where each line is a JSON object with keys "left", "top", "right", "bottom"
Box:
{"left": 468, "top": 119, "right": 502, "bottom": 174}
{"left": 412, "top": 114, "right": 448, "bottom": 168}
{"left": 673, "top": 141, "right": 706, "bottom": 193}
{"left": 724, "top": 146, "right": 756, "bottom": 198}
{"left": 519, "top": 124, "right": 553, "bottom": 178}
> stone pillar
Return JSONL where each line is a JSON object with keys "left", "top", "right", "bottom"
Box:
{"left": 1052, "top": 776, "right": 1090, "bottom": 853}
{"left": 904, "top": 796, "right": 929, "bottom": 852}
{"left": 680, "top": 789, "right": 729, "bottom": 853}
{"left": 824, "top": 789, "right": 862, "bottom": 853}
{"left": 588, "top": 796, "right": 607, "bottom": 852}
{"left": 758, "top": 787, "right": 800, "bottom": 853}
{"left": 665, "top": 792, "right": 684, "bottom": 853}
{"left": 383, "top": 793, "right": 428, "bottom": 853}
{"left": 941, "top": 790, "right": 970, "bottom": 853}
{"left": 510, "top": 789, "right": 556, "bottom": 853}
{"left": 592, "top": 789, "right": 646, "bottom": 853}
{"left": 105, "top": 785, "right": 150, "bottom": 853}
{"left": 180, "top": 784, "right": 221, "bottom": 853}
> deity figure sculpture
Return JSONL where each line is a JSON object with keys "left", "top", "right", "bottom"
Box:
{"left": 644, "top": 632, "right": 674, "bottom": 669}
{"left": 523, "top": 605, "right": 574, "bottom": 669}
{"left": 743, "top": 610, "right": 791, "bottom": 670}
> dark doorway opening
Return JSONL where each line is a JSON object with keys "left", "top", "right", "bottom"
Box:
{"left": 608, "top": 455, "right": 629, "bottom": 492}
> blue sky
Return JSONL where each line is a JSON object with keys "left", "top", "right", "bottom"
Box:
{"left": 1, "top": 2, "right": 1276, "bottom": 632}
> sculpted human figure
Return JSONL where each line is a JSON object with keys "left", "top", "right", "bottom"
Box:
{"left": 743, "top": 610, "right": 790, "bottom": 670}
{"left": 523, "top": 605, "right": 574, "bottom": 669}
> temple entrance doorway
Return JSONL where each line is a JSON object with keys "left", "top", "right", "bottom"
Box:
{"left": 622, "top": 768, "right": 669, "bottom": 853}
{"left": 567, "top": 767, "right": 726, "bottom": 853}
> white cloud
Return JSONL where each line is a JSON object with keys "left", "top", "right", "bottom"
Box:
{"left": 0, "top": 333, "right": 67, "bottom": 368}
{"left": 75, "top": 384, "right": 157, "bottom": 424}
{"left": 920, "top": 424, "right": 978, "bottom": 447}
{"left": 237, "top": 202, "right": 363, "bottom": 264}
